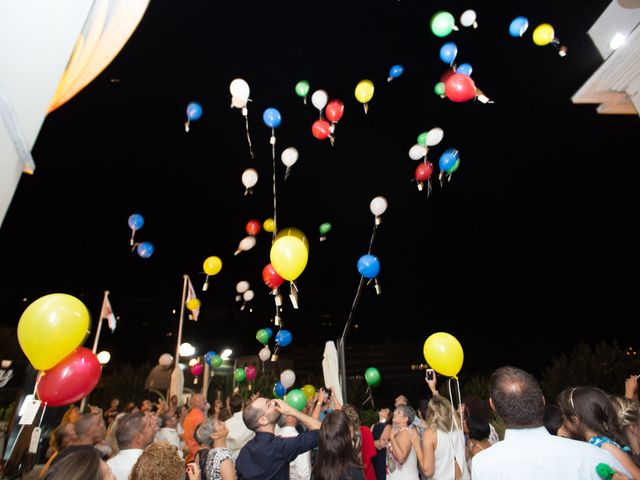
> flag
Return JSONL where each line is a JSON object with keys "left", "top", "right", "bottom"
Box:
{"left": 100, "top": 291, "right": 117, "bottom": 332}
{"left": 186, "top": 276, "right": 200, "bottom": 321}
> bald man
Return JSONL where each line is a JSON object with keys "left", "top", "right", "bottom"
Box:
{"left": 183, "top": 393, "right": 207, "bottom": 462}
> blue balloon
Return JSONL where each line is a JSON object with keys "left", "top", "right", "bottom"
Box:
{"left": 274, "top": 381, "right": 286, "bottom": 398}
{"left": 265, "top": 328, "right": 273, "bottom": 339}
{"left": 186, "top": 102, "right": 203, "bottom": 121}
{"left": 439, "top": 42, "right": 458, "bottom": 65}
{"left": 357, "top": 254, "right": 381, "bottom": 279}
{"left": 439, "top": 148, "right": 460, "bottom": 173}
{"left": 128, "top": 214, "right": 144, "bottom": 230}
{"left": 456, "top": 63, "right": 473, "bottom": 76}
{"left": 136, "top": 241, "right": 155, "bottom": 259}
{"left": 509, "top": 16, "right": 529, "bottom": 38}
{"left": 263, "top": 108, "right": 282, "bottom": 129}
{"left": 388, "top": 64, "right": 404, "bottom": 79}
{"left": 204, "top": 351, "right": 217, "bottom": 366}
{"left": 275, "top": 329, "right": 292, "bottom": 347}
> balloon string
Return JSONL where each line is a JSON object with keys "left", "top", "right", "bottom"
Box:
{"left": 243, "top": 110, "right": 255, "bottom": 159}
{"left": 272, "top": 134, "right": 277, "bottom": 242}
{"left": 130, "top": 230, "right": 135, "bottom": 246}
{"left": 367, "top": 221, "right": 378, "bottom": 255}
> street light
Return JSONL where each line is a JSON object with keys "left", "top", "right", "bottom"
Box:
{"left": 97, "top": 351, "right": 111, "bottom": 365}
{"left": 220, "top": 349, "right": 232, "bottom": 360}
{"left": 179, "top": 342, "right": 195, "bottom": 357}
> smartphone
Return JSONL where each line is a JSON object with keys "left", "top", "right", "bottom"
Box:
{"left": 324, "top": 388, "right": 332, "bottom": 399}
{"left": 426, "top": 369, "right": 435, "bottom": 381}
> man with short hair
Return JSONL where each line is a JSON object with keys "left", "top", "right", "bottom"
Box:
{"left": 276, "top": 414, "right": 311, "bottom": 480}
{"left": 155, "top": 411, "right": 182, "bottom": 457}
{"left": 236, "top": 398, "right": 320, "bottom": 480}
{"left": 106, "top": 411, "right": 159, "bottom": 480}
{"left": 183, "top": 393, "right": 207, "bottom": 462}
{"left": 472, "top": 366, "right": 630, "bottom": 480}
{"left": 225, "top": 393, "right": 255, "bottom": 459}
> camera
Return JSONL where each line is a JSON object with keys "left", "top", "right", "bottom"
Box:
{"left": 426, "top": 369, "right": 435, "bottom": 381}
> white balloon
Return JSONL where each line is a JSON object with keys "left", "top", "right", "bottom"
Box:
{"left": 311, "top": 89, "right": 328, "bottom": 111}
{"left": 280, "top": 369, "right": 296, "bottom": 389}
{"left": 281, "top": 147, "right": 299, "bottom": 167}
{"left": 229, "top": 78, "right": 250, "bottom": 102}
{"left": 238, "top": 236, "right": 256, "bottom": 252}
{"left": 426, "top": 128, "right": 444, "bottom": 147}
{"left": 409, "top": 144, "right": 427, "bottom": 161}
{"left": 231, "top": 95, "right": 247, "bottom": 109}
{"left": 370, "top": 196, "right": 388, "bottom": 216}
{"left": 236, "top": 281, "right": 250, "bottom": 293}
{"left": 242, "top": 168, "right": 258, "bottom": 188}
{"left": 243, "top": 290, "right": 254, "bottom": 301}
{"left": 460, "top": 10, "right": 477, "bottom": 27}
{"left": 159, "top": 353, "right": 173, "bottom": 366}
{"left": 259, "top": 346, "right": 271, "bottom": 362}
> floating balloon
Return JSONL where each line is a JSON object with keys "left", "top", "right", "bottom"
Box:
{"left": 439, "top": 42, "right": 458, "bottom": 65}
{"left": 280, "top": 369, "right": 296, "bottom": 389}
{"left": 259, "top": 346, "right": 271, "bottom": 362}
{"left": 137, "top": 241, "right": 155, "bottom": 259}
{"left": 295, "top": 80, "right": 310, "bottom": 103}
{"left": 241, "top": 168, "right": 258, "bottom": 195}
{"left": 265, "top": 328, "right": 273, "bottom": 339}
{"left": 275, "top": 329, "right": 293, "bottom": 347}
{"left": 423, "top": 332, "right": 464, "bottom": 377}
{"left": 354, "top": 79, "right": 374, "bottom": 113}
{"left": 235, "top": 236, "right": 256, "bottom": 255}
{"left": 311, "top": 90, "right": 328, "bottom": 113}
{"left": 285, "top": 388, "right": 306, "bottom": 411}
{"left": 242, "top": 290, "right": 254, "bottom": 302}
{"left": 263, "top": 218, "right": 276, "bottom": 233}
{"left": 229, "top": 78, "right": 250, "bottom": 102}
{"left": 210, "top": 355, "right": 223, "bottom": 368}
{"left": 262, "top": 263, "right": 285, "bottom": 289}
{"left": 370, "top": 196, "right": 388, "bottom": 217}
{"left": 263, "top": 108, "right": 282, "bottom": 129}
{"left": 128, "top": 214, "right": 144, "bottom": 231}
{"left": 281, "top": 147, "right": 299, "bottom": 168}
{"left": 509, "top": 16, "right": 529, "bottom": 38}
{"left": 456, "top": 63, "right": 473, "bottom": 76}
{"left": 409, "top": 144, "right": 427, "bottom": 161}
{"left": 204, "top": 351, "right": 217, "bottom": 366}
{"left": 325, "top": 99, "right": 344, "bottom": 123}
{"left": 234, "top": 368, "right": 246, "bottom": 383}
{"left": 449, "top": 159, "right": 461, "bottom": 174}
{"left": 319, "top": 222, "right": 332, "bottom": 241}
{"left": 533, "top": 23, "right": 554, "bottom": 46}
{"left": 245, "top": 365, "right": 257, "bottom": 381}
{"left": 357, "top": 254, "right": 380, "bottom": 279}
{"left": 431, "top": 11, "right": 456, "bottom": 38}
{"left": 364, "top": 367, "right": 381, "bottom": 387}
{"left": 270, "top": 228, "right": 309, "bottom": 281}
{"left": 426, "top": 128, "right": 444, "bottom": 147}
{"left": 37, "top": 347, "right": 101, "bottom": 407}
{"left": 186, "top": 298, "right": 201, "bottom": 311}
{"left": 236, "top": 281, "right": 250, "bottom": 294}
{"left": 439, "top": 148, "right": 460, "bottom": 173}
{"left": 417, "top": 132, "right": 428, "bottom": 146}
{"left": 387, "top": 64, "right": 404, "bottom": 82}
{"left": 159, "top": 353, "right": 173, "bottom": 366}
{"left": 203, "top": 256, "right": 222, "bottom": 276}
{"left": 274, "top": 381, "right": 286, "bottom": 398}
{"left": 444, "top": 74, "right": 476, "bottom": 103}
{"left": 312, "top": 119, "right": 332, "bottom": 141}
{"left": 18, "top": 294, "right": 90, "bottom": 371}
{"left": 256, "top": 329, "right": 269, "bottom": 344}
{"left": 460, "top": 10, "right": 477, "bottom": 28}
{"left": 246, "top": 219, "right": 262, "bottom": 236}
{"left": 301, "top": 384, "right": 316, "bottom": 400}
{"left": 434, "top": 82, "right": 446, "bottom": 97}
{"left": 191, "top": 363, "right": 204, "bottom": 376}
{"left": 415, "top": 162, "right": 434, "bottom": 182}
{"left": 186, "top": 102, "right": 202, "bottom": 121}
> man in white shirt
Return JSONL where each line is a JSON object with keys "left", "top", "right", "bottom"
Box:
{"left": 155, "top": 411, "right": 183, "bottom": 457}
{"left": 225, "top": 394, "right": 254, "bottom": 459}
{"left": 276, "top": 414, "right": 311, "bottom": 480}
{"left": 472, "top": 366, "right": 630, "bottom": 480}
{"left": 107, "top": 411, "right": 159, "bottom": 480}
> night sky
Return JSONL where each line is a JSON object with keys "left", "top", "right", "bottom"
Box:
{"left": 1, "top": 0, "right": 639, "bottom": 380}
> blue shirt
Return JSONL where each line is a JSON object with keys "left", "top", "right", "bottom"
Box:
{"left": 236, "top": 430, "right": 319, "bottom": 480}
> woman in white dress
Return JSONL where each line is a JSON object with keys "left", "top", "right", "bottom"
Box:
{"left": 386, "top": 404, "right": 421, "bottom": 480}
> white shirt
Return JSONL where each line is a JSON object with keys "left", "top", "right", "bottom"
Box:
{"left": 225, "top": 411, "right": 255, "bottom": 460}
{"left": 156, "top": 427, "right": 183, "bottom": 457}
{"left": 106, "top": 448, "right": 143, "bottom": 480}
{"left": 472, "top": 426, "right": 630, "bottom": 480}
{"left": 278, "top": 425, "right": 311, "bottom": 480}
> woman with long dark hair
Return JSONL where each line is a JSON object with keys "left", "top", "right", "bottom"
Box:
{"left": 312, "top": 410, "right": 364, "bottom": 480}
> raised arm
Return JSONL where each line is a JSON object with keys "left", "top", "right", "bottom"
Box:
{"left": 274, "top": 399, "right": 321, "bottom": 431}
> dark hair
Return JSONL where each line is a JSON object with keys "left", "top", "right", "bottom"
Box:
{"left": 463, "top": 396, "right": 491, "bottom": 423}
{"left": 242, "top": 399, "right": 263, "bottom": 431}
{"left": 312, "top": 410, "right": 363, "bottom": 480}
{"left": 229, "top": 394, "right": 244, "bottom": 414}
{"left": 466, "top": 414, "right": 490, "bottom": 441}
{"left": 543, "top": 405, "right": 564, "bottom": 435}
{"left": 490, "top": 366, "right": 544, "bottom": 428}
{"left": 417, "top": 399, "right": 429, "bottom": 421}
{"left": 115, "top": 411, "right": 145, "bottom": 448}
{"left": 43, "top": 446, "right": 103, "bottom": 480}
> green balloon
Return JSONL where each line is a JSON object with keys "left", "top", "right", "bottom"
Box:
{"left": 430, "top": 11, "right": 455, "bottom": 38}
{"left": 364, "top": 367, "right": 381, "bottom": 387}
{"left": 285, "top": 388, "right": 307, "bottom": 411}
{"left": 434, "top": 82, "right": 445, "bottom": 96}
{"left": 256, "top": 329, "right": 269, "bottom": 344}
{"left": 319, "top": 222, "right": 332, "bottom": 235}
{"left": 211, "top": 355, "right": 223, "bottom": 368}
{"left": 449, "top": 159, "right": 460, "bottom": 174}
{"left": 234, "top": 368, "right": 246, "bottom": 383}
{"left": 295, "top": 80, "right": 310, "bottom": 98}
{"left": 417, "top": 132, "right": 428, "bottom": 146}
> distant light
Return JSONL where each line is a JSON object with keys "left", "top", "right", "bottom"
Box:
{"left": 188, "top": 358, "right": 198, "bottom": 367}
{"left": 221, "top": 349, "right": 232, "bottom": 360}
{"left": 97, "top": 351, "right": 111, "bottom": 365}
{"left": 179, "top": 342, "right": 196, "bottom": 357}
{"left": 172, "top": 309, "right": 176, "bottom": 314}
{"left": 609, "top": 32, "right": 626, "bottom": 50}
{"left": 1, "top": 359, "right": 12, "bottom": 368}
{"left": 22, "top": 298, "right": 28, "bottom": 303}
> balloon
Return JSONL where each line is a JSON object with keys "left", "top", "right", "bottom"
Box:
{"left": 533, "top": 23, "right": 555, "bottom": 46}
{"left": 355, "top": 80, "right": 374, "bottom": 104}
{"left": 325, "top": 99, "right": 344, "bottom": 123}
{"left": 136, "top": 241, "right": 155, "bottom": 259}
{"left": 128, "top": 214, "right": 144, "bottom": 230}
{"left": 301, "top": 384, "right": 316, "bottom": 400}
{"left": 434, "top": 82, "right": 446, "bottom": 96}
{"left": 262, "top": 263, "right": 285, "bottom": 289}
{"left": 388, "top": 64, "right": 404, "bottom": 80}
{"left": 444, "top": 74, "right": 476, "bottom": 103}
{"left": 204, "top": 351, "right": 217, "bottom": 366}
{"left": 229, "top": 78, "right": 250, "bottom": 102}
{"left": 191, "top": 363, "right": 203, "bottom": 376}
{"left": 246, "top": 219, "right": 261, "bottom": 236}
{"left": 364, "top": 367, "right": 381, "bottom": 387}
{"left": 311, "top": 90, "right": 328, "bottom": 111}
{"left": 263, "top": 108, "right": 282, "bottom": 129}
{"left": 37, "top": 347, "right": 101, "bottom": 407}
{"left": 245, "top": 365, "right": 257, "bottom": 381}
{"left": 439, "top": 148, "right": 460, "bottom": 173}
{"left": 234, "top": 368, "right": 246, "bottom": 383}
{"left": 280, "top": 369, "right": 296, "bottom": 389}
{"left": 357, "top": 254, "right": 380, "bottom": 279}
{"left": 263, "top": 218, "right": 276, "bottom": 232}
{"left": 259, "top": 346, "right": 271, "bottom": 362}
{"left": 460, "top": 10, "right": 477, "bottom": 28}
{"left": 312, "top": 119, "right": 332, "bottom": 140}
{"left": 256, "top": 329, "right": 269, "bottom": 344}
{"left": 270, "top": 228, "right": 309, "bottom": 281}
{"left": 236, "top": 281, "right": 250, "bottom": 293}
{"left": 409, "top": 144, "right": 427, "bottom": 161}
{"left": 159, "top": 353, "right": 173, "bottom": 366}
{"left": 281, "top": 147, "right": 299, "bottom": 167}
{"left": 265, "top": 328, "right": 273, "bottom": 339}
{"left": 423, "top": 332, "right": 464, "bottom": 377}
{"left": 319, "top": 222, "right": 332, "bottom": 236}
{"left": 203, "top": 256, "right": 222, "bottom": 276}
{"left": 274, "top": 381, "right": 286, "bottom": 398}
{"left": 295, "top": 80, "right": 310, "bottom": 98}
{"left": 370, "top": 196, "right": 388, "bottom": 216}
{"left": 210, "top": 355, "right": 223, "bottom": 368}
{"left": 285, "top": 389, "right": 307, "bottom": 411}
{"left": 186, "top": 298, "right": 201, "bottom": 311}
{"left": 430, "top": 11, "right": 456, "bottom": 37}
{"left": 439, "top": 42, "right": 458, "bottom": 64}
{"left": 275, "top": 329, "right": 293, "bottom": 347}
{"left": 186, "top": 102, "right": 203, "bottom": 121}
{"left": 416, "top": 162, "right": 434, "bottom": 182}
{"left": 426, "top": 128, "right": 444, "bottom": 146}
{"left": 242, "top": 290, "right": 254, "bottom": 302}
{"left": 509, "top": 16, "right": 529, "bottom": 38}
{"left": 18, "top": 293, "right": 90, "bottom": 371}
{"left": 416, "top": 132, "right": 428, "bottom": 146}
{"left": 242, "top": 168, "right": 258, "bottom": 189}
{"left": 237, "top": 236, "right": 256, "bottom": 253}
{"left": 456, "top": 63, "right": 473, "bottom": 76}
{"left": 449, "top": 158, "right": 461, "bottom": 174}
{"left": 231, "top": 96, "right": 247, "bottom": 109}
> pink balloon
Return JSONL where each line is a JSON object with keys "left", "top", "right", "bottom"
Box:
{"left": 245, "top": 365, "right": 257, "bottom": 381}
{"left": 37, "top": 347, "right": 102, "bottom": 407}
{"left": 191, "top": 363, "right": 204, "bottom": 376}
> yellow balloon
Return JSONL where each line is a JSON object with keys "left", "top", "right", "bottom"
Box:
{"left": 301, "top": 384, "right": 316, "bottom": 400}
{"left": 203, "top": 256, "right": 222, "bottom": 276}
{"left": 263, "top": 218, "right": 276, "bottom": 233}
{"left": 423, "top": 332, "right": 464, "bottom": 378}
{"left": 355, "top": 79, "right": 375, "bottom": 104}
{"left": 186, "top": 298, "right": 201, "bottom": 311}
{"left": 532, "top": 23, "right": 554, "bottom": 46}
{"left": 270, "top": 228, "right": 309, "bottom": 281}
{"left": 17, "top": 293, "right": 90, "bottom": 371}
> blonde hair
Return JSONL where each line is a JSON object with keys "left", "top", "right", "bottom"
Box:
{"left": 130, "top": 442, "right": 185, "bottom": 480}
{"left": 609, "top": 394, "right": 640, "bottom": 430}
{"left": 427, "top": 395, "right": 459, "bottom": 432}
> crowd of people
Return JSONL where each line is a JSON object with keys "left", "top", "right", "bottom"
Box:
{"left": 15, "top": 369, "right": 640, "bottom": 479}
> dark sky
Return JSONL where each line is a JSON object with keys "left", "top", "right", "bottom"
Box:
{"left": 1, "top": 0, "right": 639, "bottom": 379}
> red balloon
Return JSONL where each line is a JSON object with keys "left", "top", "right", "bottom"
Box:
{"left": 245, "top": 365, "right": 257, "bottom": 381}
{"left": 246, "top": 219, "right": 261, "bottom": 236}
{"left": 325, "top": 99, "right": 344, "bottom": 123}
{"left": 312, "top": 119, "right": 331, "bottom": 140}
{"left": 440, "top": 68, "right": 456, "bottom": 83}
{"left": 37, "top": 347, "right": 101, "bottom": 407}
{"left": 262, "top": 263, "right": 285, "bottom": 289}
{"left": 191, "top": 363, "right": 204, "bottom": 376}
{"left": 415, "top": 162, "right": 434, "bottom": 181}
{"left": 445, "top": 74, "right": 477, "bottom": 103}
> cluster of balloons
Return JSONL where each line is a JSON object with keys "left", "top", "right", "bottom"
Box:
{"left": 235, "top": 281, "right": 254, "bottom": 310}
{"left": 430, "top": 9, "right": 476, "bottom": 37}
{"left": 509, "top": 17, "right": 565, "bottom": 56}
{"left": 128, "top": 214, "right": 155, "bottom": 259}
{"left": 438, "top": 148, "right": 461, "bottom": 184}
{"left": 18, "top": 294, "right": 101, "bottom": 406}
{"left": 202, "top": 256, "right": 222, "bottom": 291}
{"left": 423, "top": 332, "right": 464, "bottom": 378}
{"left": 234, "top": 364, "right": 258, "bottom": 383}
{"left": 309, "top": 90, "right": 344, "bottom": 145}
{"left": 354, "top": 79, "right": 374, "bottom": 113}
{"left": 204, "top": 350, "right": 223, "bottom": 369}
{"left": 185, "top": 101, "right": 202, "bottom": 132}
{"left": 409, "top": 128, "right": 444, "bottom": 192}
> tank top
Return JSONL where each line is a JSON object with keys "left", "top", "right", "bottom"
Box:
{"left": 433, "top": 430, "right": 469, "bottom": 480}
